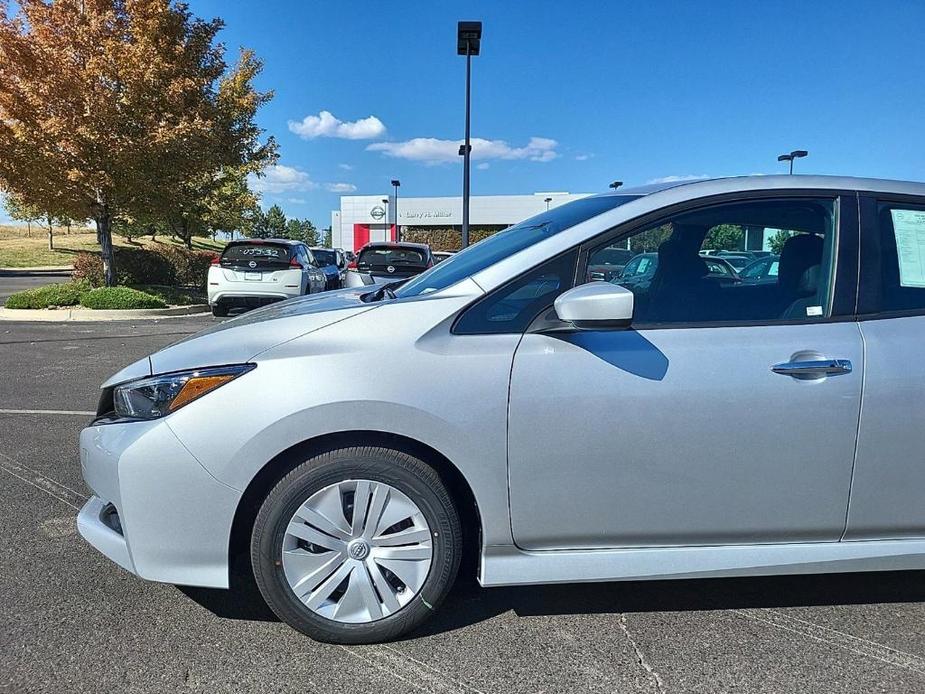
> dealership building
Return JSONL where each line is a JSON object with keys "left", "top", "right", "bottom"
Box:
{"left": 331, "top": 191, "right": 592, "bottom": 252}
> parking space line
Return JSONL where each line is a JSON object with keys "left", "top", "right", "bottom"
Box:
{"left": 338, "top": 646, "right": 430, "bottom": 693}
{"left": 0, "top": 450, "right": 87, "bottom": 511}
{"left": 380, "top": 644, "right": 486, "bottom": 694}
{"left": 0, "top": 408, "right": 95, "bottom": 415}
{"left": 734, "top": 608, "right": 925, "bottom": 676}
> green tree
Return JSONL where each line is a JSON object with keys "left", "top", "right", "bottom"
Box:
{"left": 769, "top": 229, "right": 794, "bottom": 254}
{"left": 3, "top": 195, "right": 41, "bottom": 237}
{"left": 630, "top": 223, "right": 673, "bottom": 254}
{"left": 284, "top": 218, "right": 318, "bottom": 244}
{"left": 323, "top": 227, "right": 333, "bottom": 247}
{"left": 703, "top": 224, "right": 744, "bottom": 251}
{"left": 0, "top": 1, "right": 276, "bottom": 285}
{"left": 263, "top": 205, "right": 287, "bottom": 238}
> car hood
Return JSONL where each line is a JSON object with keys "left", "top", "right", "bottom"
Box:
{"left": 102, "top": 287, "right": 379, "bottom": 387}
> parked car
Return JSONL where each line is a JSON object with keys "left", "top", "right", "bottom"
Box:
{"left": 618, "top": 251, "right": 740, "bottom": 293}
{"left": 739, "top": 254, "right": 781, "bottom": 284}
{"left": 309, "top": 247, "right": 343, "bottom": 290}
{"left": 355, "top": 242, "right": 434, "bottom": 280}
{"left": 709, "top": 252, "right": 753, "bottom": 270}
{"left": 433, "top": 251, "right": 456, "bottom": 263}
{"left": 206, "top": 239, "right": 327, "bottom": 317}
{"left": 587, "top": 245, "right": 635, "bottom": 281}
{"left": 79, "top": 175, "right": 925, "bottom": 645}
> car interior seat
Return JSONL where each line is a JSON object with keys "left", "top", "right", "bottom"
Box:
{"left": 777, "top": 234, "right": 824, "bottom": 319}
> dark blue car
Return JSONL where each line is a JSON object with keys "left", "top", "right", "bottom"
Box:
{"left": 310, "top": 247, "right": 342, "bottom": 290}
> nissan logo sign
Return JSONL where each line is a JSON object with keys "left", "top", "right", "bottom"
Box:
{"left": 248, "top": 260, "right": 257, "bottom": 268}
{"left": 370, "top": 205, "right": 386, "bottom": 220}
{"left": 387, "top": 265, "right": 396, "bottom": 274}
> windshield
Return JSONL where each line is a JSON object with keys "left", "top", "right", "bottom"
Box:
{"left": 359, "top": 247, "right": 427, "bottom": 267}
{"left": 394, "top": 194, "right": 641, "bottom": 298}
{"left": 221, "top": 242, "right": 291, "bottom": 267}
{"left": 312, "top": 249, "right": 336, "bottom": 265}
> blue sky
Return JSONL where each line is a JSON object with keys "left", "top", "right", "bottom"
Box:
{"left": 5, "top": 1, "right": 924, "bottom": 227}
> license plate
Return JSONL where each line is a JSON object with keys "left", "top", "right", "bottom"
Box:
{"left": 244, "top": 272, "right": 262, "bottom": 281}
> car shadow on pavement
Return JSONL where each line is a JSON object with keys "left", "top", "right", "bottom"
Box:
{"left": 177, "top": 565, "right": 925, "bottom": 637}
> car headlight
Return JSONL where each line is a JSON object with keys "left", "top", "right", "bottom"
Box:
{"left": 113, "top": 364, "right": 255, "bottom": 420}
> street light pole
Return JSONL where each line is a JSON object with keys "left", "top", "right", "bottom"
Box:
{"left": 544, "top": 197, "right": 552, "bottom": 211}
{"left": 381, "top": 198, "right": 388, "bottom": 241}
{"left": 777, "top": 150, "right": 808, "bottom": 174}
{"left": 457, "top": 21, "right": 481, "bottom": 249}
{"left": 390, "top": 179, "right": 400, "bottom": 242}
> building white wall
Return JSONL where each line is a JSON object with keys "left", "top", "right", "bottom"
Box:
{"left": 332, "top": 192, "right": 591, "bottom": 251}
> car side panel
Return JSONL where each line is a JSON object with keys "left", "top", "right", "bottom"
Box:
{"left": 845, "top": 315, "right": 925, "bottom": 539}
{"left": 166, "top": 281, "right": 520, "bottom": 549}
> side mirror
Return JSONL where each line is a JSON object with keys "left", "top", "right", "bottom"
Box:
{"left": 554, "top": 282, "right": 634, "bottom": 329}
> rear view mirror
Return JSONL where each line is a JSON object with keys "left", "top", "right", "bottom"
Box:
{"left": 554, "top": 282, "right": 634, "bottom": 329}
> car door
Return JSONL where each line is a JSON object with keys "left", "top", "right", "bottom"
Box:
{"left": 845, "top": 195, "right": 925, "bottom": 540}
{"left": 507, "top": 193, "right": 864, "bottom": 550}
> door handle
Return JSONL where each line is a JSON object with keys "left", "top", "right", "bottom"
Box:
{"left": 771, "top": 359, "right": 852, "bottom": 377}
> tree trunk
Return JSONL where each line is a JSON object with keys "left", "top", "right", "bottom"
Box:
{"left": 47, "top": 214, "right": 54, "bottom": 250}
{"left": 183, "top": 219, "right": 192, "bottom": 249}
{"left": 26, "top": 220, "right": 32, "bottom": 237}
{"left": 96, "top": 213, "right": 116, "bottom": 287}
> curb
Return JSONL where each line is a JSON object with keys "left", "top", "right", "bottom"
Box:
{"left": 0, "top": 304, "right": 210, "bottom": 322}
{"left": 0, "top": 266, "right": 73, "bottom": 275}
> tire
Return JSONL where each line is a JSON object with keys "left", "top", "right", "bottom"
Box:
{"left": 251, "top": 446, "right": 461, "bottom": 644}
{"left": 211, "top": 304, "right": 228, "bottom": 317}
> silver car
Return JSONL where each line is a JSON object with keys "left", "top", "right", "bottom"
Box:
{"left": 78, "top": 175, "right": 925, "bottom": 643}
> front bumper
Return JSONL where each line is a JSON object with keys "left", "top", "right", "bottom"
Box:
{"left": 78, "top": 419, "right": 242, "bottom": 588}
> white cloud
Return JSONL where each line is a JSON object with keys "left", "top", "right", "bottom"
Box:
{"left": 476, "top": 162, "right": 490, "bottom": 170}
{"left": 338, "top": 163, "right": 354, "bottom": 171}
{"left": 286, "top": 197, "right": 307, "bottom": 204}
{"left": 646, "top": 174, "right": 711, "bottom": 184}
{"left": 288, "top": 110, "right": 386, "bottom": 140}
{"left": 574, "top": 154, "right": 592, "bottom": 161}
{"left": 325, "top": 182, "right": 357, "bottom": 193}
{"left": 249, "top": 165, "right": 317, "bottom": 194}
{"left": 367, "top": 136, "right": 559, "bottom": 165}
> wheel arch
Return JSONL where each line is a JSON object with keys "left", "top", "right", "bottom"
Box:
{"left": 228, "top": 430, "right": 483, "bottom": 583}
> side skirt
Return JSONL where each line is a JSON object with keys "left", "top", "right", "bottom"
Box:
{"left": 479, "top": 539, "right": 925, "bottom": 587}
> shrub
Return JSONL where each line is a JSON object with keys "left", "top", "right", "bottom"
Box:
{"left": 72, "top": 252, "right": 104, "bottom": 286}
{"left": 5, "top": 281, "right": 89, "bottom": 309}
{"left": 157, "top": 245, "right": 216, "bottom": 285}
{"left": 78, "top": 287, "right": 167, "bottom": 310}
{"left": 132, "top": 284, "right": 205, "bottom": 306}
{"left": 72, "top": 246, "right": 214, "bottom": 287}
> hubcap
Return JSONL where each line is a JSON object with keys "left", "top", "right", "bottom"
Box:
{"left": 282, "top": 479, "right": 433, "bottom": 624}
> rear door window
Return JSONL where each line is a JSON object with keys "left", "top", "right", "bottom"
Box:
{"left": 866, "top": 202, "right": 925, "bottom": 312}
{"left": 221, "top": 243, "right": 292, "bottom": 269}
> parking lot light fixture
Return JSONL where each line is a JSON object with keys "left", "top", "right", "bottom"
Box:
{"left": 777, "top": 150, "right": 808, "bottom": 174}
{"left": 609, "top": 181, "right": 623, "bottom": 190}
{"left": 457, "top": 20, "right": 482, "bottom": 249}
{"left": 391, "top": 179, "right": 400, "bottom": 242}
{"left": 544, "top": 197, "right": 552, "bottom": 211}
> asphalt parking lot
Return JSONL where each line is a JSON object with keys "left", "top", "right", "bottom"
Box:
{"left": 3, "top": 315, "right": 925, "bottom": 693}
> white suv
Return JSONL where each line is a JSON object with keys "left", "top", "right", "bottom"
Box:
{"left": 207, "top": 239, "right": 327, "bottom": 316}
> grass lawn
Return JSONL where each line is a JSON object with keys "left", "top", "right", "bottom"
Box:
{"left": 0, "top": 225, "right": 226, "bottom": 268}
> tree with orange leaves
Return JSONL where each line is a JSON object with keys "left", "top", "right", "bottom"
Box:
{"left": 0, "top": 0, "right": 276, "bottom": 285}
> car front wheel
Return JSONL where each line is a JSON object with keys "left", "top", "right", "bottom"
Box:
{"left": 251, "top": 446, "right": 461, "bottom": 643}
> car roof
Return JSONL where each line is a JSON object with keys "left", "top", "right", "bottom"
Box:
{"left": 228, "top": 238, "right": 302, "bottom": 245}
{"left": 361, "top": 242, "right": 431, "bottom": 251}
{"left": 309, "top": 246, "right": 335, "bottom": 251}
{"left": 598, "top": 174, "right": 925, "bottom": 201}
